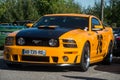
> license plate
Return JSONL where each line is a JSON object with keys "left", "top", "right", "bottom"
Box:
{"left": 22, "top": 49, "right": 46, "bottom": 56}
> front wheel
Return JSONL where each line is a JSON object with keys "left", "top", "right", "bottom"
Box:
{"left": 80, "top": 42, "right": 90, "bottom": 72}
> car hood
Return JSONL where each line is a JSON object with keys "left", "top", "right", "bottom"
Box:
{"left": 16, "top": 27, "right": 75, "bottom": 39}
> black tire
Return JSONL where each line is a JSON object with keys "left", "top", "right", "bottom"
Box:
{"left": 80, "top": 42, "right": 90, "bottom": 72}
{"left": 103, "top": 42, "right": 113, "bottom": 65}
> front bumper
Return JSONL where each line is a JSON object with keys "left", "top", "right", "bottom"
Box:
{"left": 4, "top": 46, "right": 80, "bottom": 65}
{"left": 5, "top": 60, "right": 80, "bottom": 67}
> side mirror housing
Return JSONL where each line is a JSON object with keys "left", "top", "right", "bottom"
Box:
{"left": 94, "top": 25, "right": 103, "bottom": 28}
{"left": 92, "top": 25, "right": 103, "bottom": 31}
{"left": 26, "top": 23, "right": 33, "bottom": 28}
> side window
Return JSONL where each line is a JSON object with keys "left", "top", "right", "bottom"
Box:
{"left": 92, "top": 18, "right": 100, "bottom": 28}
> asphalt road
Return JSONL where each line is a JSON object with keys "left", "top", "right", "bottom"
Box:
{"left": 0, "top": 50, "right": 120, "bottom": 80}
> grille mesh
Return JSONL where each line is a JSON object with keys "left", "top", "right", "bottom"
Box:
{"left": 22, "top": 55, "right": 49, "bottom": 62}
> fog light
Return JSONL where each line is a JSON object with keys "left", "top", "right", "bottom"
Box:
{"left": 63, "top": 56, "right": 69, "bottom": 62}
{"left": 52, "top": 57, "right": 58, "bottom": 63}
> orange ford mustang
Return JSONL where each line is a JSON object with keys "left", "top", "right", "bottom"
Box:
{"left": 4, "top": 14, "right": 114, "bottom": 71}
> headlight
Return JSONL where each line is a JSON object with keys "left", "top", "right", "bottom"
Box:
{"left": 62, "top": 39, "right": 77, "bottom": 48}
{"left": 63, "top": 39, "right": 76, "bottom": 43}
{"left": 49, "top": 39, "right": 58, "bottom": 47}
{"left": 17, "top": 37, "right": 25, "bottom": 45}
{"left": 5, "top": 37, "right": 14, "bottom": 45}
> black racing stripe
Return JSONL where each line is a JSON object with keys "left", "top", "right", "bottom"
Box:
{"left": 16, "top": 28, "right": 73, "bottom": 39}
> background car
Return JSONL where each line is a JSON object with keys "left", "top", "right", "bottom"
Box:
{"left": 112, "top": 27, "right": 120, "bottom": 56}
{"left": 0, "top": 23, "right": 26, "bottom": 49}
{"left": 13, "top": 20, "right": 34, "bottom": 27}
{"left": 113, "top": 32, "right": 120, "bottom": 57}
{"left": 113, "top": 28, "right": 120, "bottom": 36}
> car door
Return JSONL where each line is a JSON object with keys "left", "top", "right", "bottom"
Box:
{"left": 91, "top": 18, "right": 105, "bottom": 57}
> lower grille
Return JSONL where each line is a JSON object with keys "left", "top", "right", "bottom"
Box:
{"left": 22, "top": 56, "right": 49, "bottom": 62}
{"left": 13, "top": 55, "right": 18, "bottom": 61}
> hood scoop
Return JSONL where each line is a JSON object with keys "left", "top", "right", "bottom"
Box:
{"left": 16, "top": 26, "right": 73, "bottom": 39}
{"left": 38, "top": 25, "right": 59, "bottom": 29}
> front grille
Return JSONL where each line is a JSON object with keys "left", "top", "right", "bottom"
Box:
{"left": 22, "top": 55, "right": 49, "bottom": 62}
{"left": 16, "top": 38, "right": 59, "bottom": 47}
{"left": 25, "top": 39, "right": 49, "bottom": 46}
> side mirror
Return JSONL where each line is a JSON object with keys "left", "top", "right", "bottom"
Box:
{"left": 26, "top": 23, "right": 33, "bottom": 28}
{"left": 94, "top": 25, "right": 103, "bottom": 28}
{"left": 92, "top": 25, "right": 103, "bottom": 31}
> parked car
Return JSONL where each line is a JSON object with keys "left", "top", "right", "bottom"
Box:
{"left": 13, "top": 20, "right": 34, "bottom": 26}
{"left": 113, "top": 28, "right": 120, "bottom": 36}
{"left": 0, "top": 23, "right": 26, "bottom": 49}
{"left": 112, "top": 27, "right": 120, "bottom": 56}
{"left": 4, "top": 14, "right": 114, "bottom": 72}
{"left": 113, "top": 32, "right": 120, "bottom": 57}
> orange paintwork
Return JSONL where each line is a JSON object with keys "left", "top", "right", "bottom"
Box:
{"left": 4, "top": 14, "right": 114, "bottom": 65}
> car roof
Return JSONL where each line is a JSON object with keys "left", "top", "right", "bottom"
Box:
{"left": 44, "top": 14, "right": 92, "bottom": 18}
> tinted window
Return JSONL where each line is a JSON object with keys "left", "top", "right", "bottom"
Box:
{"left": 92, "top": 18, "right": 100, "bottom": 27}
{"left": 33, "top": 16, "right": 89, "bottom": 29}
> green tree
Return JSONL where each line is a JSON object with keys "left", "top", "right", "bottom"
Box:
{"left": 0, "top": 0, "right": 7, "bottom": 21}
{"left": 0, "top": 0, "right": 16, "bottom": 22}
{"left": 21, "top": 0, "right": 39, "bottom": 20}
{"left": 34, "top": 0, "right": 53, "bottom": 16}
{"left": 83, "top": 1, "right": 101, "bottom": 19}
{"left": 83, "top": 0, "right": 120, "bottom": 27}
{"left": 51, "top": 0, "right": 81, "bottom": 13}
{"left": 108, "top": 0, "right": 120, "bottom": 27}
{"left": 0, "top": 0, "right": 39, "bottom": 22}
{"left": 0, "top": 0, "right": 82, "bottom": 23}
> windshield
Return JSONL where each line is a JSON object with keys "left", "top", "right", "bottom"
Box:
{"left": 33, "top": 16, "right": 89, "bottom": 29}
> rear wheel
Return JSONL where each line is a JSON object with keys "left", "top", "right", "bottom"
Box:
{"left": 80, "top": 42, "right": 90, "bottom": 72}
{"left": 103, "top": 42, "right": 113, "bottom": 65}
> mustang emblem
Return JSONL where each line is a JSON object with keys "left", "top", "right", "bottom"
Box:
{"left": 32, "top": 40, "right": 42, "bottom": 44}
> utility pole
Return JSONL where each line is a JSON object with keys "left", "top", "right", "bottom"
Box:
{"left": 101, "top": 0, "right": 104, "bottom": 23}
